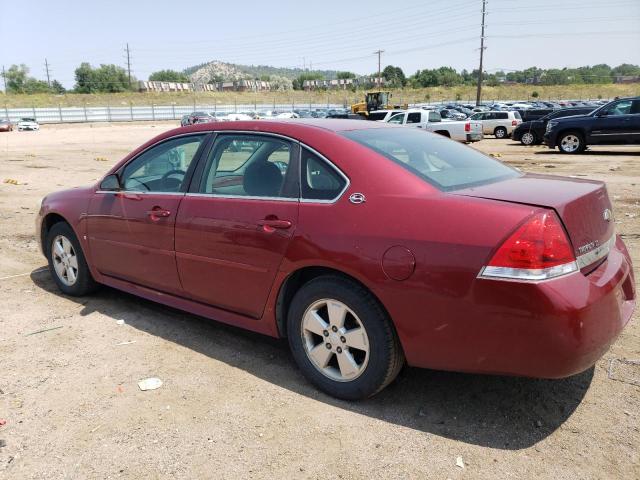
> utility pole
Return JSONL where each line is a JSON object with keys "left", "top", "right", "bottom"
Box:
{"left": 1, "top": 65, "right": 6, "bottom": 94}
{"left": 373, "top": 50, "right": 384, "bottom": 89}
{"left": 44, "top": 58, "right": 51, "bottom": 87}
{"left": 475, "top": 0, "right": 487, "bottom": 106}
{"left": 125, "top": 43, "right": 132, "bottom": 87}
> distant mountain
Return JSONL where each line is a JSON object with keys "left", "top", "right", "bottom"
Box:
{"left": 184, "top": 60, "right": 340, "bottom": 83}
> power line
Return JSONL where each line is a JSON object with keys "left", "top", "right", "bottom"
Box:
{"left": 476, "top": 0, "right": 487, "bottom": 106}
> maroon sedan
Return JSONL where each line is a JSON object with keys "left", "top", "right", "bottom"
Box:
{"left": 37, "top": 120, "right": 635, "bottom": 400}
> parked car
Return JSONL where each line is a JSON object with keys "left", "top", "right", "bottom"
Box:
{"left": 516, "top": 108, "right": 555, "bottom": 122}
{"left": 513, "top": 107, "right": 595, "bottom": 145}
{"left": 366, "top": 110, "right": 405, "bottom": 122}
{"left": 386, "top": 109, "right": 483, "bottom": 142}
{"left": 469, "top": 111, "right": 522, "bottom": 138}
{"left": 180, "top": 115, "right": 191, "bottom": 127}
{"left": 439, "top": 109, "right": 467, "bottom": 121}
{"left": 36, "top": 120, "right": 635, "bottom": 400}
{"left": 17, "top": 118, "right": 40, "bottom": 131}
{"left": 185, "top": 112, "right": 215, "bottom": 125}
{"left": 544, "top": 97, "right": 640, "bottom": 153}
{"left": 0, "top": 119, "right": 13, "bottom": 132}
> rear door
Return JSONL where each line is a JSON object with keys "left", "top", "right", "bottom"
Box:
{"left": 87, "top": 134, "right": 208, "bottom": 294}
{"left": 175, "top": 133, "right": 299, "bottom": 318}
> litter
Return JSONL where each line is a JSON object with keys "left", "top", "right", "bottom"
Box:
{"left": 116, "top": 320, "right": 125, "bottom": 326}
{"left": 25, "top": 325, "right": 63, "bottom": 336}
{"left": 138, "top": 377, "right": 163, "bottom": 391}
{"left": 456, "top": 456, "right": 465, "bottom": 469}
{"left": 3, "top": 179, "right": 19, "bottom": 185}
{"left": 116, "top": 340, "right": 136, "bottom": 346}
{"left": 0, "top": 419, "right": 6, "bottom": 426}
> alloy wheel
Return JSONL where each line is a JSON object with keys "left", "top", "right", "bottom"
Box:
{"left": 301, "top": 298, "right": 370, "bottom": 382}
{"left": 560, "top": 134, "right": 580, "bottom": 152}
{"left": 51, "top": 235, "right": 79, "bottom": 286}
{"left": 521, "top": 132, "right": 535, "bottom": 145}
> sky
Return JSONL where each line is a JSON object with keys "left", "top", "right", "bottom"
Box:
{"left": 1, "top": 0, "right": 639, "bottom": 88}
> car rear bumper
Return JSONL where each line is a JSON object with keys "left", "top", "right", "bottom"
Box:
{"left": 466, "top": 133, "right": 483, "bottom": 142}
{"left": 401, "top": 235, "right": 635, "bottom": 378}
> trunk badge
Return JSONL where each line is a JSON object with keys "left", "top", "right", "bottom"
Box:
{"left": 603, "top": 209, "right": 612, "bottom": 222}
{"left": 349, "top": 193, "right": 366, "bottom": 204}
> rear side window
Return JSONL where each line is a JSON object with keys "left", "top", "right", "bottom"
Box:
{"left": 407, "top": 112, "right": 422, "bottom": 124}
{"left": 342, "top": 128, "right": 520, "bottom": 191}
{"left": 301, "top": 148, "right": 347, "bottom": 201}
{"left": 497, "top": 112, "right": 509, "bottom": 119}
{"left": 513, "top": 111, "right": 522, "bottom": 120}
{"left": 428, "top": 111, "right": 441, "bottom": 122}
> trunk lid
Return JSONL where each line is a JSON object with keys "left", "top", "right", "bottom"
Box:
{"left": 453, "top": 174, "right": 614, "bottom": 269}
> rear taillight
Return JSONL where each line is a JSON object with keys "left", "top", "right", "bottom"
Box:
{"left": 479, "top": 211, "right": 578, "bottom": 281}
{"left": 512, "top": 120, "right": 518, "bottom": 126}
{"left": 465, "top": 122, "right": 471, "bottom": 132}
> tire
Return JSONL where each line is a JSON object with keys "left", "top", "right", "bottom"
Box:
{"left": 520, "top": 131, "right": 537, "bottom": 146}
{"left": 45, "top": 222, "right": 98, "bottom": 296}
{"left": 287, "top": 275, "right": 404, "bottom": 400}
{"left": 494, "top": 126, "right": 508, "bottom": 139}
{"left": 557, "top": 131, "right": 585, "bottom": 154}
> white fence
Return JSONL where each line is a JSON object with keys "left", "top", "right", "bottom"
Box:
{"left": 2, "top": 103, "right": 346, "bottom": 124}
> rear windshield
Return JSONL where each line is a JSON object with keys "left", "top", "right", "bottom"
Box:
{"left": 342, "top": 128, "right": 520, "bottom": 191}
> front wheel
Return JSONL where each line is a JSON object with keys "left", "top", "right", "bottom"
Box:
{"left": 520, "top": 131, "right": 537, "bottom": 146}
{"left": 558, "top": 131, "right": 585, "bottom": 154}
{"left": 287, "top": 276, "right": 404, "bottom": 400}
{"left": 494, "top": 126, "right": 508, "bottom": 139}
{"left": 45, "top": 222, "right": 98, "bottom": 296}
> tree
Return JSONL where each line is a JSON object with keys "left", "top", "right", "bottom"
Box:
{"left": 293, "top": 72, "right": 323, "bottom": 90}
{"left": 531, "top": 91, "right": 539, "bottom": 98}
{"left": 51, "top": 80, "right": 66, "bottom": 94}
{"left": 5, "top": 64, "right": 29, "bottom": 93}
{"left": 336, "top": 71, "right": 356, "bottom": 80}
{"left": 269, "top": 75, "right": 293, "bottom": 91}
{"left": 382, "top": 65, "right": 406, "bottom": 88}
{"left": 149, "top": 69, "right": 190, "bottom": 83}
{"left": 74, "top": 63, "right": 135, "bottom": 93}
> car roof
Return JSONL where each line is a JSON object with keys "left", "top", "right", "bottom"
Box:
{"left": 177, "top": 118, "right": 394, "bottom": 135}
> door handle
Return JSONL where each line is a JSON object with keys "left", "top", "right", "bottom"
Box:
{"left": 146, "top": 207, "right": 171, "bottom": 218}
{"left": 115, "top": 192, "right": 142, "bottom": 201}
{"left": 257, "top": 218, "right": 292, "bottom": 231}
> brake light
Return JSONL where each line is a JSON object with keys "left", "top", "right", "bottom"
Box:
{"left": 480, "top": 211, "right": 578, "bottom": 281}
{"left": 512, "top": 120, "right": 518, "bottom": 126}
{"left": 465, "top": 122, "right": 471, "bottom": 132}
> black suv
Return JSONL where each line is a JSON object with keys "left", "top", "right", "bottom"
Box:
{"left": 513, "top": 107, "right": 594, "bottom": 145}
{"left": 544, "top": 97, "right": 640, "bottom": 153}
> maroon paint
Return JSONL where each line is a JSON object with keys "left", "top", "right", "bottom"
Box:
{"left": 37, "top": 120, "right": 636, "bottom": 379}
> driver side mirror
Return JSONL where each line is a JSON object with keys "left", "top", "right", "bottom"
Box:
{"left": 99, "top": 173, "right": 121, "bottom": 191}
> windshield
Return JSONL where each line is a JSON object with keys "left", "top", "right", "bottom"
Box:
{"left": 341, "top": 128, "right": 521, "bottom": 191}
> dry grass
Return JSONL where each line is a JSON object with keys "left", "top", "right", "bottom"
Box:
{"left": 1, "top": 84, "right": 638, "bottom": 108}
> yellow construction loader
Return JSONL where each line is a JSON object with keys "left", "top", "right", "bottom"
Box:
{"left": 350, "top": 91, "right": 407, "bottom": 117}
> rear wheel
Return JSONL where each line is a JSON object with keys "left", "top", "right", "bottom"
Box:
{"left": 45, "top": 222, "right": 98, "bottom": 296}
{"left": 494, "top": 126, "right": 508, "bottom": 139}
{"left": 520, "top": 131, "right": 536, "bottom": 146}
{"left": 558, "top": 131, "right": 585, "bottom": 154}
{"left": 287, "top": 276, "right": 404, "bottom": 400}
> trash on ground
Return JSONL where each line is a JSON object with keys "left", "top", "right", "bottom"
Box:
{"left": 0, "top": 439, "right": 6, "bottom": 448}
{"left": 116, "top": 340, "right": 136, "bottom": 346}
{"left": 0, "top": 419, "right": 6, "bottom": 426}
{"left": 138, "top": 377, "right": 163, "bottom": 391}
{"left": 608, "top": 358, "right": 640, "bottom": 387}
{"left": 456, "top": 456, "right": 465, "bottom": 469}
{"left": 94, "top": 157, "right": 108, "bottom": 162}
{"left": 3, "top": 178, "right": 19, "bottom": 185}
{"left": 116, "top": 320, "right": 125, "bottom": 326}
{"left": 25, "top": 325, "right": 63, "bottom": 336}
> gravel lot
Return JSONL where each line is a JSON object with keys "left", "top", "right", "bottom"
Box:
{"left": 0, "top": 122, "right": 638, "bottom": 479}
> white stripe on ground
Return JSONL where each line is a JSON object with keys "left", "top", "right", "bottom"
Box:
{"left": 0, "top": 267, "right": 48, "bottom": 281}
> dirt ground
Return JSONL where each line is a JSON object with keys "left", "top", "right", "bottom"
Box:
{"left": 0, "top": 122, "right": 638, "bottom": 480}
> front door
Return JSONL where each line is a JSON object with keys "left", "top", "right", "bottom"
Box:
{"left": 590, "top": 99, "right": 636, "bottom": 144}
{"left": 87, "top": 134, "right": 208, "bottom": 294}
{"left": 175, "top": 133, "right": 299, "bottom": 318}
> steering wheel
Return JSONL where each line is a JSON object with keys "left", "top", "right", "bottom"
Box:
{"left": 161, "top": 169, "right": 186, "bottom": 190}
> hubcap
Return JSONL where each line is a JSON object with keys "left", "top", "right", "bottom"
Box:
{"left": 301, "top": 299, "right": 370, "bottom": 382}
{"left": 495, "top": 129, "right": 506, "bottom": 138}
{"left": 51, "top": 235, "right": 78, "bottom": 286}
{"left": 522, "top": 132, "right": 534, "bottom": 145}
{"left": 561, "top": 134, "right": 580, "bottom": 152}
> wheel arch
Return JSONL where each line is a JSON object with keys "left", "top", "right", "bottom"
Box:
{"left": 274, "top": 266, "right": 391, "bottom": 339}
{"left": 40, "top": 212, "right": 72, "bottom": 253}
{"left": 433, "top": 130, "right": 451, "bottom": 138}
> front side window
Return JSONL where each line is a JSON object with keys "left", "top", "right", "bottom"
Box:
{"left": 602, "top": 100, "right": 632, "bottom": 116}
{"left": 121, "top": 134, "right": 205, "bottom": 192}
{"left": 301, "top": 148, "right": 347, "bottom": 201}
{"left": 387, "top": 113, "right": 405, "bottom": 124}
{"left": 199, "top": 135, "right": 294, "bottom": 198}
{"left": 342, "top": 128, "right": 520, "bottom": 191}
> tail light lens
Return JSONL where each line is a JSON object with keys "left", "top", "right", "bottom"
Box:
{"left": 512, "top": 120, "right": 518, "bottom": 126}
{"left": 480, "top": 210, "right": 578, "bottom": 281}
{"left": 465, "top": 122, "right": 471, "bottom": 132}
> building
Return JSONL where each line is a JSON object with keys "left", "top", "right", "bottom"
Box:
{"left": 303, "top": 76, "right": 386, "bottom": 90}
{"left": 138, "top": 79, "right": 272, "bottom": 93}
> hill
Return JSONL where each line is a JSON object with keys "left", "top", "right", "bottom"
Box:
{"left": 184, "top": 60, "right": 340, "bottom": 83}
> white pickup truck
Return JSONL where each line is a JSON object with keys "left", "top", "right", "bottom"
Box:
{"left": 385, "top": 109, "right": 483, "bottom": 143}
